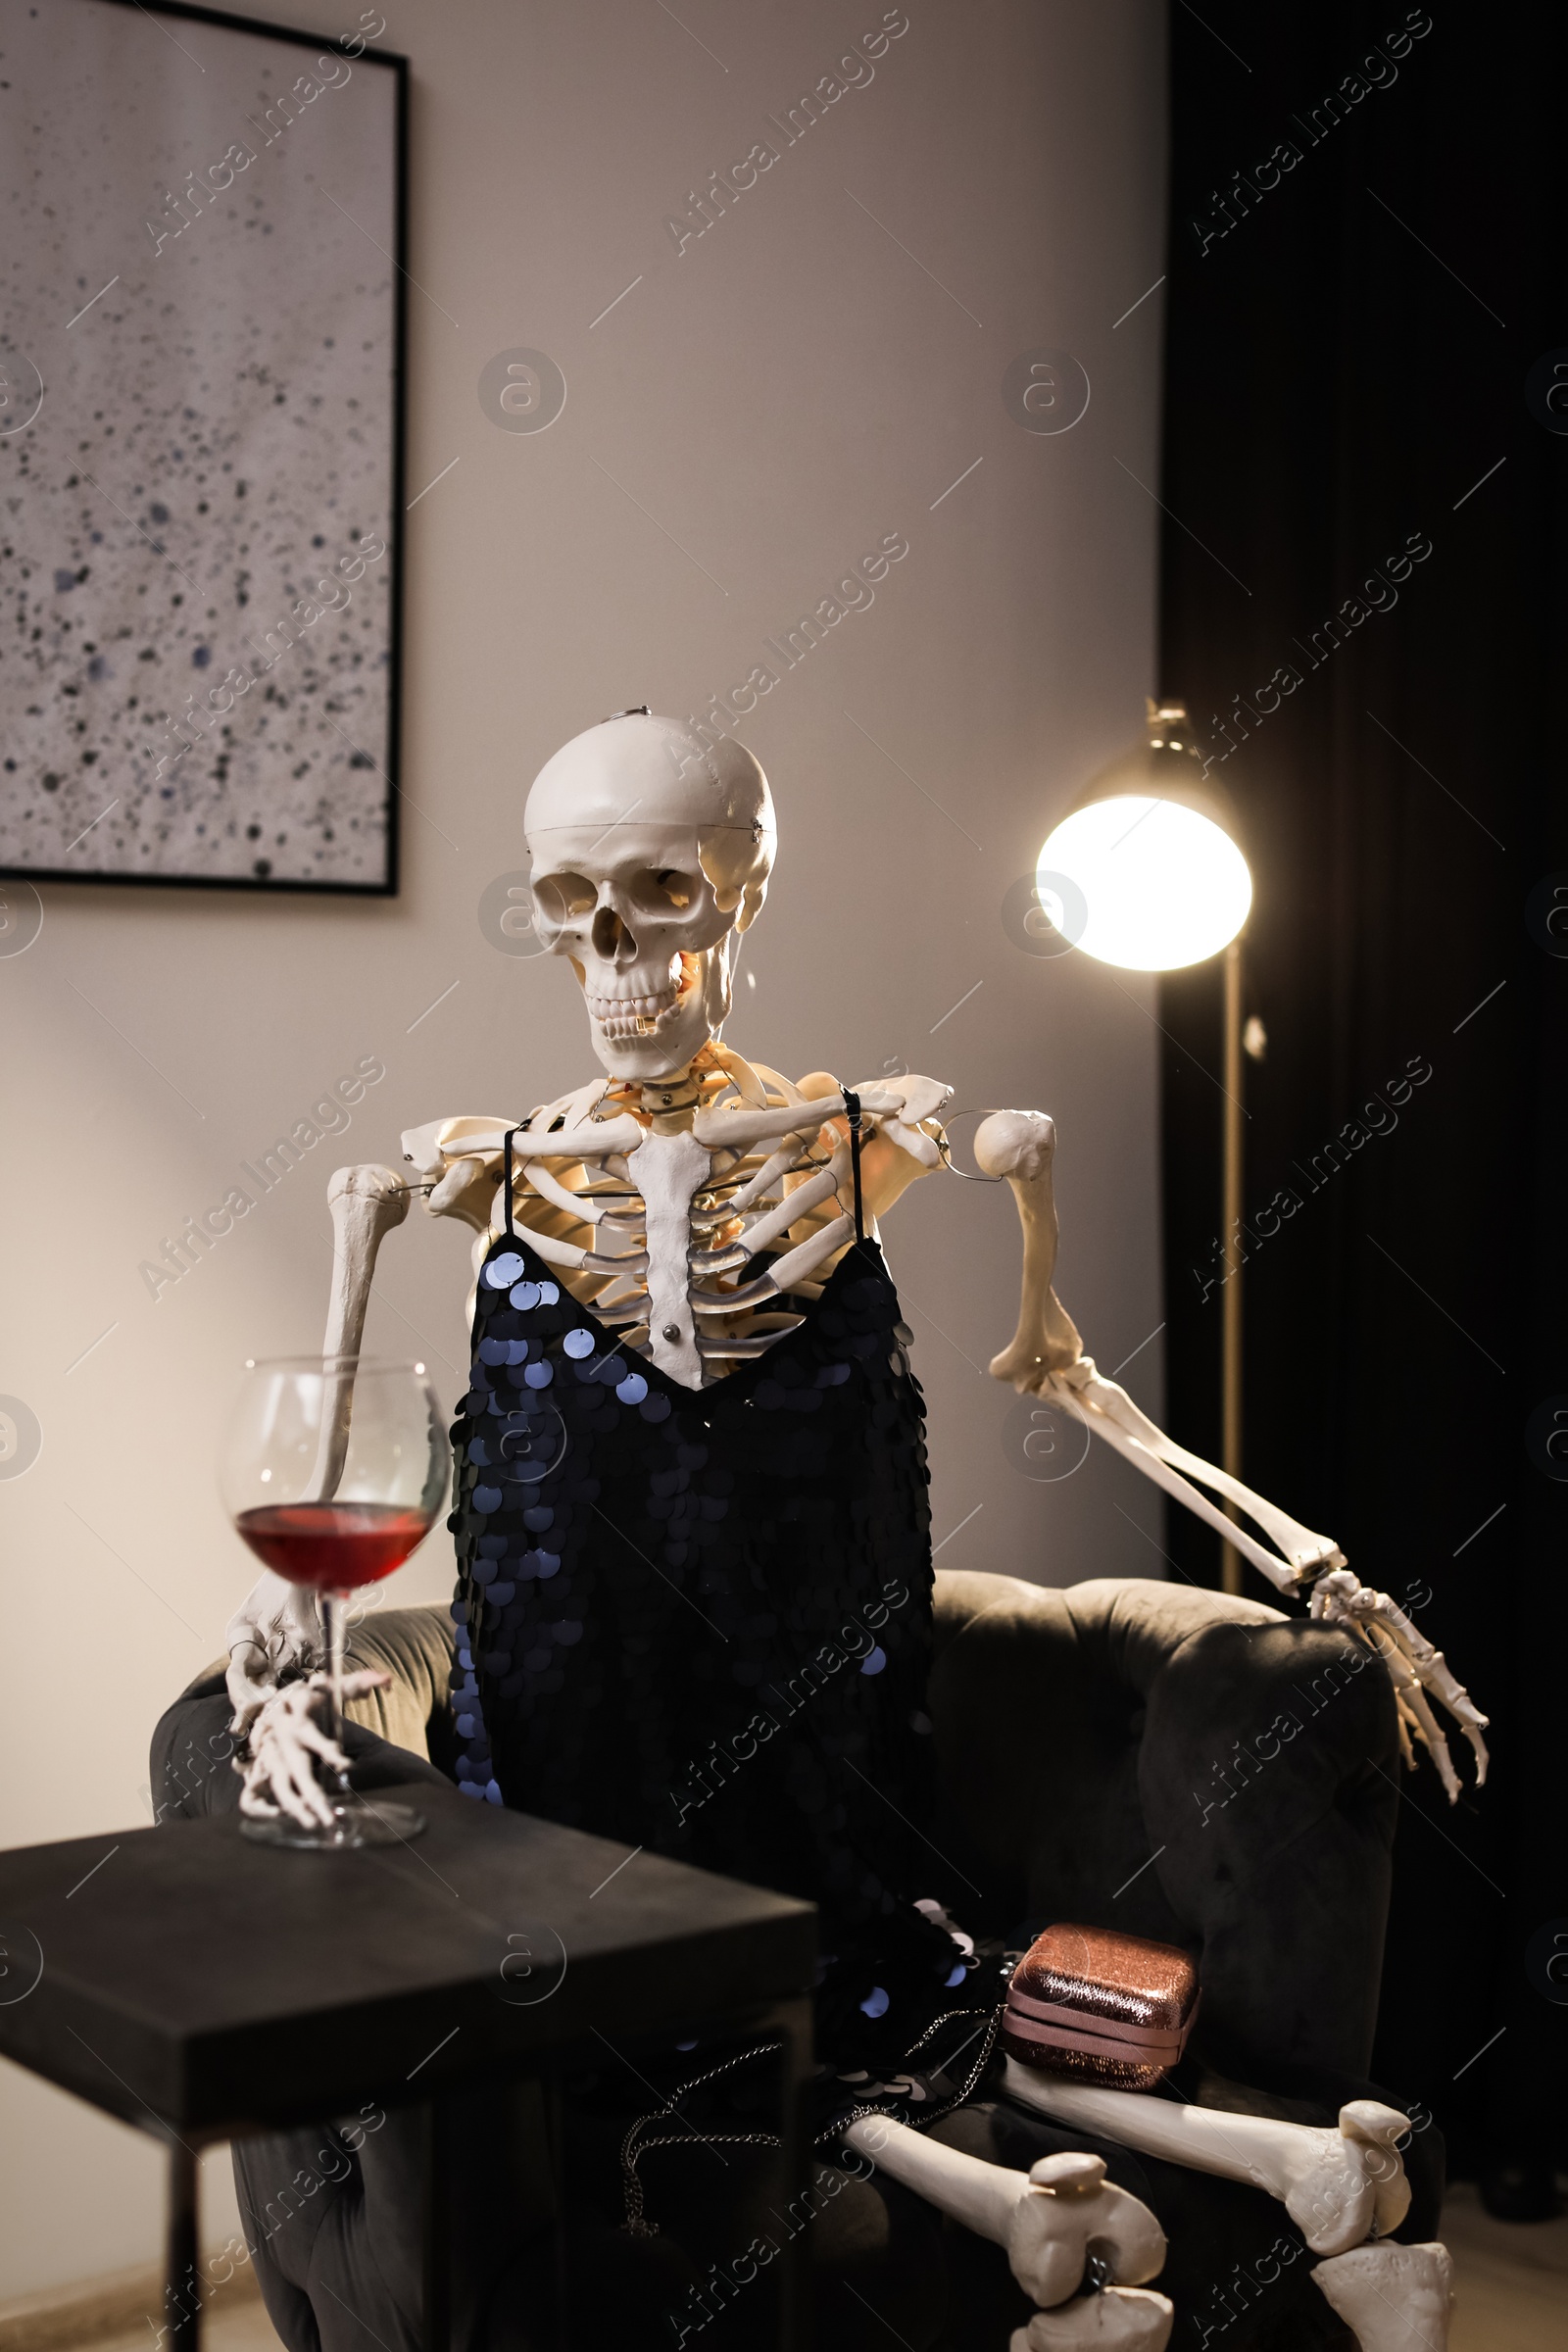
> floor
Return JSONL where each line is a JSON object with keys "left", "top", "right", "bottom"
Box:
{"left": 44, "top": 2188, "right": 1568, "bottom": 2352}
{"left": 74, "top": 2294, "right": 281, "bottom": 2352}
{"left": 1443, "top": 2181, "right": 1568, "bottom": 2352}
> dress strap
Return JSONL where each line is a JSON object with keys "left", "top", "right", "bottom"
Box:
{"left": 502, "top": 1126, "right": 522, "bottom": 1240}
{"left": 837, "top": 1083, "right": 865, "bottom": 1242}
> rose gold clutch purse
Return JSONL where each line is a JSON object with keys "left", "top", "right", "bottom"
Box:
{"left": 1002, "top": 1923, "right": 1200, "bottom": 2089}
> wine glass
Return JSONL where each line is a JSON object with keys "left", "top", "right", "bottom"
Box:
{"left": 220, "top": 1354, "right": 447, "bottom": 1848}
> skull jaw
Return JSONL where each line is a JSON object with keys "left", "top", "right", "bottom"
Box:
{"left": 580, "top": 943, "right": 732, "bottom": 1081}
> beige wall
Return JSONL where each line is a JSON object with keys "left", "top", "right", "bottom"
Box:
{"left": 0, "top": 0, "right": 1167, "bottom": 2294}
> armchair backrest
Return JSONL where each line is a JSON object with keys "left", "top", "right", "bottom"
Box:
{"left": 334, "top": 1566, "right": 1401, "bottom": 2078}
{"left": 929, "top": 1570, "right": 1402, "bottom": 2079}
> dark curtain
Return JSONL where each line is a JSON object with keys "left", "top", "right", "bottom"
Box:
{"left": 1156, "top": 1, "right": 1567, "bottom": 2189}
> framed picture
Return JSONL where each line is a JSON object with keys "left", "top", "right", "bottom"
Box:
{"left": 0, "top": 0, "right": 406, "bottom": 893}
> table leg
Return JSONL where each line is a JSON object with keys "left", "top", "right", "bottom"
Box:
{"left": 775, "top": 1997, "right": 813, "bottom": 2352}
{"left": 166, "top": 2140, "right": 199, "bottom": 2352}
{"left": 421, "top": 2098, "right": 451, "bottom": 2352}
{"left": 543, "top": 2078, "right": 570, "bottom": 2352}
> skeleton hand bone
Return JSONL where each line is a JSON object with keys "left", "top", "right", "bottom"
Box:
{"left": 1310, "top": 1569, "right": 1489, "bottom": 1799}
{"left": 226, "top": 1571, "right": 323, "bottom": 1737}
{"left": 237, "top": 1670, "right": 392, "bottom": 1829}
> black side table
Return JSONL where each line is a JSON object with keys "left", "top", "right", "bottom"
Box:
{"left": 0, "top": 1782, "right": 816, "bottom": 2351}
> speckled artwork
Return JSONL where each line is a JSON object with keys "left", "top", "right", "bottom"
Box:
{"left": 0, "top": 0, "right": 401, "bottom": 890}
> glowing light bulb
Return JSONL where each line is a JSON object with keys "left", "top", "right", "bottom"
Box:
{"left": 1039, "top": 795, "right": 1251, "bottom": 972}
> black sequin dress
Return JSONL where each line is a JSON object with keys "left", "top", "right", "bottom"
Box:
{"left": 446, "top": 1132, "right": 998, "bottom": 2149}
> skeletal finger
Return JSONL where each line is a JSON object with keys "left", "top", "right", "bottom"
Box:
{"left": 280, "top": 1752, "right": 338, "bottom": 1830}
{"left": 338, "top": 1668, "right": 393, "bottom": 1698}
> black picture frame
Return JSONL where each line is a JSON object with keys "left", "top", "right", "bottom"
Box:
{"left": 0, "top": 0, "right": 409, "bottom": 897}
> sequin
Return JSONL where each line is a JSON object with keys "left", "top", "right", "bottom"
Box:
{"left": 485, "top": 1251, "right": 525, "bottom": 1288}
{"left": 447, "top": 1225, "right": 959, "bottom": 2116}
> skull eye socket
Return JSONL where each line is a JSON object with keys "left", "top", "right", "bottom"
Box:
{"left": 641, "top": 867, "right": 696, "bottom": 912}
{"left": 533, "top": 871, "right": 596, "bottom": 923}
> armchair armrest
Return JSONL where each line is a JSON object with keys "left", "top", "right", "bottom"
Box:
{"left": 148, "top": 1604, "right": 458, "bottom": 1825}
{"left": 928, "top": 1570, "right": 1400, "bottom": 2081}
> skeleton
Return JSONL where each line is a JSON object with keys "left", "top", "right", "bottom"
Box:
{"left": 225, "top": 712, "right": 1481, "bottom": 2347}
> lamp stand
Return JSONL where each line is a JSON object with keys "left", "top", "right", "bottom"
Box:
{"left": 1220, "top": 934, "right": 1245, "bottom": 1593}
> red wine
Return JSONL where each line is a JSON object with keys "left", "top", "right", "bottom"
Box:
{"left": 234, "top": 1502, "right": 432, "bottom": 1591}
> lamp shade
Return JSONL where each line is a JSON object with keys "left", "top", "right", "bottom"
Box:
{"left": 1038, "top": 702, "right": 1251, "bottom": 971}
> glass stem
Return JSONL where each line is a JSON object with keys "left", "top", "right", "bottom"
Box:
{"left": 323, "top": 1590, "right": 349, "bottom": 1796}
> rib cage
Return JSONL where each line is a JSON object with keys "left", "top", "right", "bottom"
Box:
{"left": 510, "top": 1063, "right": 861, "bottom": 1378}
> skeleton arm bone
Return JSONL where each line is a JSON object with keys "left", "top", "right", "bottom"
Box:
{"left": 1048, "top": 1365, "right": 1489, "bottom": 1792}
{"left": 980, "top": 1112, "right": 1488, "bottom": 1796}
{"left": 225, "top": 1163, "right": 410, "bottom": 1735}
{"left": 974, "top": 1112, "right": 1086, "bottom": 1380}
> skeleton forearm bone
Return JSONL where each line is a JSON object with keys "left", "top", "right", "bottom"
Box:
{"left": 981, "top": 1109, "right": 1488, "bottom": 1797}
{"left": 1047, "top": 1359, "right": 1489, "bottom": 1796}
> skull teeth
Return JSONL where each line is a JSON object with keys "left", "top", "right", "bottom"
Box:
{"left": 590, "top": 985, "right": 680, "bottom": 1041}
{"left": 587, "top": 988, "right": 677, "bottom": 1028}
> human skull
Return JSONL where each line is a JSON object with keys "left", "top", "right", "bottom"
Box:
{"left": 524, "top": 710, "right": 776, "bottom": 1082}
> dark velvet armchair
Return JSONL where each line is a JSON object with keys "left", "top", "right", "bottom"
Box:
{"left": 151, "top": 1569, "right": 1428, "bottom": 2350}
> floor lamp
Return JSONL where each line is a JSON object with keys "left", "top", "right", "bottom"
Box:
{"left": 1039, "top": 701, "right": 1255, "bottom": 1592}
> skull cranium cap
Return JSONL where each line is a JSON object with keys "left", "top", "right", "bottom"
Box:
{"left": 524, "top": 710, "right": 775, "bottom": 925}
